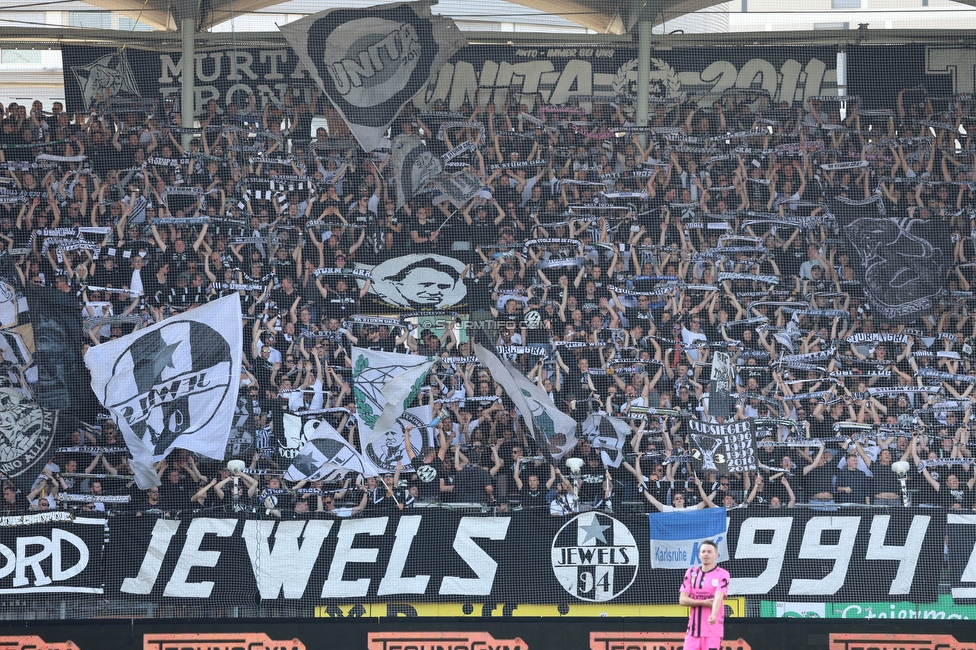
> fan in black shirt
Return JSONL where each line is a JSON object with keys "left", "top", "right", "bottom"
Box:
{"left": 514, "top": 462, "right": 553, "bottom": 514}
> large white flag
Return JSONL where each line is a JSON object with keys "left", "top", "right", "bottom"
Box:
{"left": 278, "top": 2, "right": 466, "bottom": 152}
{"left": 351, "top": 347, "right": 434, "bottom": 473}
{"left": 473, "top": 343, "right": 578, "bottom": 459}
{"left": 85, "top": 295, "right": 243, "bottom": 488}
{"left": 282, "top": 413, "right": 380, "bottom": 482}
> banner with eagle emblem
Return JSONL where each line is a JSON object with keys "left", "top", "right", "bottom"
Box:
{"left": 350, "top": 347, "right": 434, "bottom": 473}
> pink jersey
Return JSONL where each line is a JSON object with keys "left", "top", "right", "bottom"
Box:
{"left": 680, "top": 565, "right": 730, "bottom": 639}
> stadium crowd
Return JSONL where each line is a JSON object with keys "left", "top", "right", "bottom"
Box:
{"left": 1, "top": 83, "right": 974, "bottom": 519}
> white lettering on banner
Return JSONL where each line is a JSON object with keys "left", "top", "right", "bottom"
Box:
{"left": 163, "top": 518, "right": 236, "bottom": 598}
{"left": 422, "top": 54, "right": 835, "bottom": 111}
{"left": 950, "top": 514, "right": 976, "bottom": 599}
{"left": 865, "top": 515, "right": 929, "bottom": 595}
{"left": 147, "top": 49, "right": 835, "bottom": 115}
{"left": 927, "top": 47, "right": 976, "bottom": 94}
{"left": 119, "top": 516, "right": 511, "bottom": 599}
{"left": 326, "top": 25, "right": 420, "bottom": 95}
{"left": 791, "top": 517, "right": 860, "bottom": 596}
{"left": 121, "top": 519, "right": 181, "bottom": 595}
{"left": 439, "top": 517, "right": 511, "bottom": 595}
{"left": 157, "top": 51, "right": 312, "bottom": 114}
{"left": 689, "top": 419, "right": 751, "bottom": 436}
{"left": 113, "top": 513, "right": 939, "bottom": 601}
{"left": 378, "top": 516, "right": 430, "bottom": 596}
{"left": 0, "top": 529, "right": 89, "bottom": 589}
{"left": 732, "top": 514, "right": 932, "bottom": 597}
{"left": 322, "top": 518, "right": 386, "bottom": 598}
{"left": 728, "top": 517, "right": 792, "bottom": 595}
{"left": 260, "top": 49, "right": 290, "bottom": 80}
{"left": 243, "top": 520, "right": 333, "bottom": 600}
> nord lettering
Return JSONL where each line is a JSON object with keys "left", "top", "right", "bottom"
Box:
{"left": 0, "top": 529, "right": 90, "bottom": 588}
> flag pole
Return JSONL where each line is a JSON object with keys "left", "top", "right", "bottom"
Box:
{"left": 437, "top": 208, "right": 459, "bottom": 232}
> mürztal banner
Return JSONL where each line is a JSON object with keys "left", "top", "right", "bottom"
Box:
{"left": 60, "top": 44, "right": 837, "bottom": 115}
{"left": 761, "top": 595, "right": 976, "bottom": 619}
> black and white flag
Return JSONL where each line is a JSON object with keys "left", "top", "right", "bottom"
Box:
{"left": 580, "top": 412, "right": 630, "bottom": 468}
{"left": 433, "top": 169, "right": 484, "bottom": 208}
{"left": 708, "top": 351, "right": 736, "bottom": 419}
{"left": 392, "top": 134, "right": 444, "bottom": 208}
{"left": 85, "top": 295, "right": 243, "bottom": 488}
{"left": 282, "top": 413, "right": 381, "bottom": 482}
{"left": 838, "top": 204, "right": 950, "bottom": 323}
{"left": 0, "top": 388, "right": 66, "bottom": 491}
{"left": 278, "top": 2, "right": 466, "bottom": 152}
{"left": 687, "top": 418, "right": 757, "bottom": 475}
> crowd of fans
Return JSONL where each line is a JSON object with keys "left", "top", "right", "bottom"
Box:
{"left": 1, "top": 82, "right": 975, "bottom": 519}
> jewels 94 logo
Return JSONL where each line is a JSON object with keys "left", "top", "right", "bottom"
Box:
{"left": 0, "top": 637, "right": 78, "bottom": 650}
{"left": 551, "top": 512, "right": 639, "bottom": 602}
{"left": 143, "top": 633, "right": 304, "bottom": 650}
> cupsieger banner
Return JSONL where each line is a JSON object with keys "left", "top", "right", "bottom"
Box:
{"left": 61, "top": 44, "right": 839, "bottom": 119}
{"left": 688, "top": 418, "right": 757, "bottom": 474}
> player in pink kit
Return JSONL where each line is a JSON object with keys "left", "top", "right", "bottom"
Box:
{"left": 678, "top": 540, "right": 729, "bottom": 650}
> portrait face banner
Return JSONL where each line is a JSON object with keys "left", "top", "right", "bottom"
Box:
{"left": 0, "top": 388, "right": 64, "bottom": 491}
{"left": 357, "top": 254, "right": 467, "bottom": 311}
{"left": 85, "top": 294, "right": 243, "bottom": 488}
{"left": 278, "top": 2, "right": 467, "bottom": 152}
{"left": 60, "top": 44, "right": 838, "bottom": 117}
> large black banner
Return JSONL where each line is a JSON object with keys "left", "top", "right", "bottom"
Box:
{"left": 848, "top": 44, "right": 967, "bottom": 109}
{"left": 60, "top": 44, "right": 837, "bottom": 116}
{"left": 97, "top": 509, "right": 944, "bottom": 605}
{"left": 24, "top": 286, "right": 90, "bottom": 416}
{"left": 830, "top": 195, "right": 951, "bottom": 323}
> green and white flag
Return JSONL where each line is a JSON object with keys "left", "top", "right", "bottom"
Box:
{"left": 351, "top": 347, "right": 434, "bottom": 473}
{"left": 473, "top": 342, "right": 578, "bottom": 460}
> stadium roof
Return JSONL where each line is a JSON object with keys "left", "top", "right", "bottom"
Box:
{"left": 32, "top": 0, "right": 778, "bottom": 34}
{"left": 0, "top": 0, "right": 974, "bottom": 48}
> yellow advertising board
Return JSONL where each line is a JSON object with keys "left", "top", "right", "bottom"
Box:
{"left": 315, "top": 599, "right": 744, "bottom": 618}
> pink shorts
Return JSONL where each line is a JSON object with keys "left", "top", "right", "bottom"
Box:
{"left": 683, "top": 636, "right": 723, "bottom": 650}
